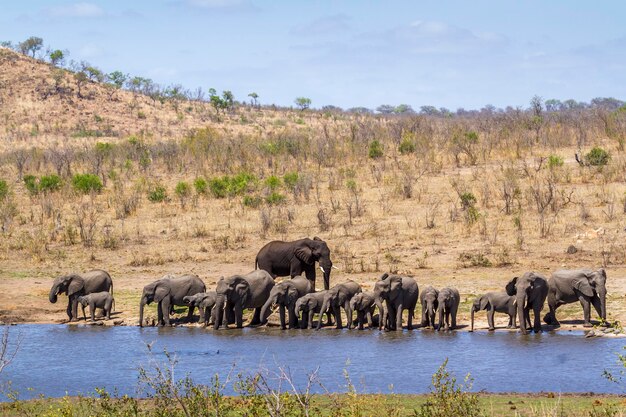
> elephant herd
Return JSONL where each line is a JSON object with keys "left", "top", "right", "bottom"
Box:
{"left": 48, "top": 237, "right": 609, "bottom": 334}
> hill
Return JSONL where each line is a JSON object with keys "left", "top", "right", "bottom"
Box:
{"left": 0, "top": 46, "right": 624, "bottom": 329}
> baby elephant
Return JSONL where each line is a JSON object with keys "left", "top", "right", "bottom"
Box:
{"left": 436, "top": 287, "right": 460, "bottom": 331}
{"left": 470, "top": 292, "right": 516, "bottom": 332}
{"left": 419, "top": 286, "right": 439, "bottom": 329}
{"left": 349, "top": 292, "right": 377, "bottom": 330}
{"left": 295, "top": 291, "right": 330, "bottom": 329}
{"left": 77, "top": 291, "right": 115, "bottom": 321}
{"left": 183, "top": 292, "right": 217, "bottom": 327}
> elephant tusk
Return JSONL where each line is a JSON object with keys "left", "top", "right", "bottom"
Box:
{"left": 332, "top": 265, "right": 339, "bottom": 270}
{"left": 320, "top": 267, "right": 326, "bottom": 273}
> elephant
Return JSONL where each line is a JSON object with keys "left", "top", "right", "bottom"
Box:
{"left": 183, "top": 292, "right": 217, "bottom": 327}
{"left": 77, "top": 291, "right": 115, "bottom": 321}
{"left": 543, "top": 268, "right": 607, "bottom": 327}
{"left": 419, "top": 286, "right": 439, "bottom": 329}
{"left": 139, "top": 274, "right": 206, "bottom": 327}
{"left": 316, "top": 281, "right": 362, "bottom": 330}
{"left": 506, "top": 272, "right": 548, "bottom": 334}
{"left": 255, "top": 237, "right": 335, "bottom": 291}
{"left": 260, "top": 276, "right": 313, "bottom": 329}
{"left": 212, "top": 270, "right": 275, "bottom": 329}
{"left": 49, "top": 269, "right": 113, "bottom": 321}
{"left": 349, "top": 291, "right": 377, "bottom": 330}
{"left": 373, "top": 273, "right": 419, "bottom": 331}
{"left": 436, "top": 287, "right": 460, "bottom": 331}
{"left": 294, "top": 291, "right": 330, "bottom": 329}
{"left": 470, "top": 291, "right": 517, "bottom": 332}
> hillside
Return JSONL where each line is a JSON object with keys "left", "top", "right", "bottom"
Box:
{"left": 0, "top": 47, "right": 624, "bottom": 328}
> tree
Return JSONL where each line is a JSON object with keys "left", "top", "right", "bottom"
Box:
{"left": 49, "top": 49, "right": 65, "bottom": 66}
{"left": 222, "top": 90, "right": 234, "bottom": 112}
{"left": 294, "top": 97, "right": 311, "bottom": 111}
{"left": 74, "top": 71, "right": 88, "bottom": 98}
{"left": 420, "top": 105, "right": 440, "bottom": 116}
{"left": 544, "top": 99, "right": 563, "bottom": 112}
{"left": 107, "top": 71, "right": 127, "bottom": 88}
{"left": 376, "top": 104, "right": 395, "bottom": 114}
{"left": 248, "top": 92, "right": 259, "bottom": 107}
{"left": 18, "top": 36, "right": 43, "bottom": 57}
{"left": 394, "top": 104, "right": 415, "bottom": 114}
{"left": 85, "top": 65, "right": 104, "bottom": 82}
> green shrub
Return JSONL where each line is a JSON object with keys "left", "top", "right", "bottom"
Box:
{"left": 39, "top": 174, "right": 62, "bottom": 193}
{"left": 398, "top": 137, "right": 416, "bottom": 155}
{"left": 209, "top": 173, "right": 257, "bottom": 199}
{"left": 585, "top": 147, "right": 610, "bottom": 166}
{"left": 147, "top": 185, "right": 168, "bottom": 203}
{"left": 23, "top": 175, "right": 38, "bottom": 196}
{"left": 283, "top": 172, "right": 299, "bottom": 189}
{"left": 72, "top": 173, "right": 103, "bottom": 194}
{"left": 208, "top": 177, "right": 229, "bottom": 198}
{"left": 265, "top": 192, "right": 286, "bottom": 205}
{"left": 0, "top": 180, "right": 8, "bottom": 200}
{"left": 243, "top": 195, "right": 263, "bottom": 208}
{"left": 264, "top": 175, "right": 281, "bottom": 190}
{"left": 193, "top": 177, "right": 207, "bottom": 195}
{"left": 464, "top": 131, "right": 479, "bottom": 143}
{"left": 547, "top": 155, "right": 564, "bottom": 169}
{"left": 460, "top": 192, "right": 477, "bottom": 209}
{"left": 368, "top": 140, "right": 384, "bottom": 159}
{"left": 175, "top": 181, "right": 190, "bottom": 199}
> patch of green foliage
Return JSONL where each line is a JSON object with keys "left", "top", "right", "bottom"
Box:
{"left": 585, "top": 147, "right": 610, "bottom": 166}
{"left": 369, "top": 140, "right": 384, "bottom": 159}
{"left": 72, "top": 173, "right": 103, "bottom": 194}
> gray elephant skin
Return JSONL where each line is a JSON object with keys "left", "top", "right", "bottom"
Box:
{"left": 349, "top": 291, "right": 377, "bottom": 330}
{"left": 544, "top": 268, "right": 607, "bottom": 327}
{"left": 294, "top": 291, "right": 330, "bottom": 329}
{"left": 183, "top": 292, "right": 217, "bottom": 327}
{"left": 470, "top": 291, "right": 516, "bottom": 332}
{"left": 78, "top": 291, "right": 115, "bottom": 321}
{"left": 374, "top": 273, "right": 418, "bottom": 331}
{"left": 49, "top": 269, "right": 113, "bottom": 321}
{"left": 213, "top": 270, "right": 275, "bottom": 329}
{"left": 255, "top": 237, "right": 334, "bottom": 291}
{"left": 419, "top": 286, "right": 438, "bottom": 329}
{"left": 316, "top": 281, "right": 362, "bottom": 330}
{"left": 139, "top": 274, "right": 206, "bottom": 327}
{"left": 437, "top": 287, "right": 460, "bottom": 331}
{"left": 506, "top": 272, "right": 548, "bottom": 334}
{"left": 260, "top": 276, "right": 313, "bottom": 329}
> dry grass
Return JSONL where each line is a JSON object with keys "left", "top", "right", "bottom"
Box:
{"left": 0, "top": 47, "right": 624, "bottom": 328}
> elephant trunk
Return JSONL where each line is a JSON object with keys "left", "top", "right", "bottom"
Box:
{"left": 213, "top": 295, "right": 226, "bottom": 330}
{"left": 139, "top": 296, "right": 147, "bottom": 327}
{"left": 260, "top": 295, "right": 276, "bottom": 324}
{"left": 317, "top": 298, "right": 330, "bottom": 330}
{"left": 375, "top": 299, "right": 385, "bottom": 330}
{"left": 437, "top": 305, "right": 443, "bottom": 331}
{"left": 49, "top": 287, "right": 58, "bottom": 303}
{"left": 598, "top": 288, "right": 607, "bottom": 321}
{"left": 470, "top": 307, "right": 475, "bottom": 332}
{"left": 517, "top": 292, "right": 527, "bottom": 334}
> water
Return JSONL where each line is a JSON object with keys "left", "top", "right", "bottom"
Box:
{"left": 1, "top": 324, "right": 624, "bottom": 399}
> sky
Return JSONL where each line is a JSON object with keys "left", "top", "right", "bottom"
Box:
{"left": 1, "top": 1, "right": 625, "bottom": 110}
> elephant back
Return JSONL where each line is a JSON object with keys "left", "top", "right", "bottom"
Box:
{"left": 81, "top": 270, "right": 112, "bottom": 295}
{"left": 242, "top": 270, "right": 275, "bottom": 308}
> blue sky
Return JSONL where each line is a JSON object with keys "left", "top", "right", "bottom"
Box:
{"left": 2, "top": 1, "right": 625, "bottom": 110}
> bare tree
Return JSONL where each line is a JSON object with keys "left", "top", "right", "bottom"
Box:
{"left": 0, "top": 327, "right": 22, "bottom": 375}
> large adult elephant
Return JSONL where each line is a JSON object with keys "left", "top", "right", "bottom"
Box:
{"left": 255, "top": 237, "right": 334, "bottom": 290}
{"left": 139, "top": 274, "right": 206, "bottom": 327}
{"left": 213, "top": 270, "right": 274, "bottom": 329}
{"left": 49, "top": 270, "right": 113, "bottom": 321}
{"left": 505, "top": 272, "right": 548, "bottom": 334}
{"left": 316, "top": 281, "right": 362, "bottom": 330}
{"left": 260, "top": 276, "right": 313, "bottom": 329}
{"left": 373, "top": 273, "right": 419, "bottom": 331}
{"left": 543, "top": 268, "right": 607, "bottom": 327}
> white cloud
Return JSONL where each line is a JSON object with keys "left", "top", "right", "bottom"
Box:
{"left": 290, "top": 14, "right": 351, "bottom": 36}
{"left": 47, "top": 2, "right": 105, "bottom": 18}
{"left": 185, "top": 0, "right": 244, "bottom": 9}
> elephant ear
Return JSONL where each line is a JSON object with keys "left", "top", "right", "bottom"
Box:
{"left": 287, "top": 287, "right": 299, "bottom": 305}
{"left": 505, "top": 277, "right": 518, "bottom": 296}
{"left": 67, "top": 276, "right": 85, "bottom": 297}
{"left": 574, "top": 278, "right": 594, "bottom": 297}
{"left": 313, "top": 236, "right": 322, "bottom": 241}
{"left": 295, "top": 246, "right": 314, "bottom": 264}
{"left": 479, "top": 296, "right": 490, "bottom": 310}
{"left": 390, "top": 276, "right": 402, "bottom": 292}
{"left": 236, "top": 281, "right": 250, "bottom": 307}
{"left": 154, "top": 284, "right": 171, "bottom": 302}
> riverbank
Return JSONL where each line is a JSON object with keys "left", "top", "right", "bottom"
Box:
{"left": 1, "top": 393, "right": 624, "bottom": 417}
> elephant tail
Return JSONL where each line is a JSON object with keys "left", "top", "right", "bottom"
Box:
{"left": 110, "top": 281, "right": 114, "bottom": 298}
{"left": 254, "top": 256, "right": 258, "bottom": 270}
{"left": 112, "top": 299, "right": 116, "bottom": 313}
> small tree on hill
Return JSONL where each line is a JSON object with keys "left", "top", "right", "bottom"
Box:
{"left": 295, "top": 97, "right": 311, "bottom": 111}
{"left": 49, "top": 49, "right": 65, "bottom": 66}
{"left": 18, "top": 36, "right": 43, "bottom": 57}
{"left": 248, "top": 92, "right": 259, "bottom": 107}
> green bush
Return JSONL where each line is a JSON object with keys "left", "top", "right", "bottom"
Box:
{"left": 283, "top": 172, "right": 299, "bottom": 189}
{"left": 39, "top": 174, "right": 62, "bottom": 193}
{"left": 175, "top": 181, "right": 190, "bottom": 199}
{"left": 464, "top": 131, "right": 479, "bottom": 143}
{"left": 265, "top": 192, "right": 286, "bottom": 205}
{"left": 208, "top": 177, "right": 229, "bottom": 198}
{"left": 585, "top": 147, "right": 610, "bottom": 166}
{"left": 0, "top": 179, "right": 8, "bottom": 200}
{"left": 72, "top": 173, "right": 103, "bottom": 194}
{"left": 264, "top": 175, "right": 281, "bottom": 190}
{"left": 193, "top": 177, "right": 207, "bottom": 195}
{"left": 547, "top": 155, "right": 564, "bottom": 169}
{"left": 368, "top": 140, "right": 384, "bottom": 159}
{"left": 460, "top": 192, "right": 477, "bottom": 209}
{"left": 147, "top": 185, "right": 168, "bottom": 203}
{"left": 398, "top": 137, "right": 416, "bottom": 155}
{"left": 209, "top": 173, "right": 257, "bottom": 199}
{"left": 23, "top": 175, "right": 38, "bottom": 196}
{"left": 243, "top": 195, "right": 263, "bottom": 208}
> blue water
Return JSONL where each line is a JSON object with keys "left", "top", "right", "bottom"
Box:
{"left": 1, "top": 325, "right": 624, "bottom": 399}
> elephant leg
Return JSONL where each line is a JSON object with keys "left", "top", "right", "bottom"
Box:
{"left": 157, "top": 301, "right": 164, "bottom": 325}
{"left": 307, "top": 311, "right": 314, "bottom": 329}
{"left": 487, "top": 308, "right": 495, "bottom": 330}
{"left": 395, "top": 303, "right": 403, "bottom": 331}
{"left": 579, "top": 295, "right": 593, "bottom": 327}
{"left": 225, "top": 304, "right": 236, "bottom": 325}
{"left": 234, "top": 304, "right": 244, "bottom": 328}
{"left": 71, "top": 297, "right": 79, "bottom": 322}
{"left": 66, "top": 301, "right": 73, "bottom": 321}
{"left": 279, "top": 305, "right": 286, "bottom": 330}
{"left": 407, "top": 309, "right": 414, "bottom": 330}
{"left": 90, "top": 302, "right": 96, "bottom": 321}
{"left": 161, "top": 299, "right": 171, "bottom": 326}
{"left": 532, "top": 305, "right": 542, "bottom": 333}
{"left": 451, "top": 305, "right": 458, "bottom": 329}
{"left": 288, "top": 306, "right": 298, "bottom": 329}
{"left": 250, "top": 308, "right": 262, "bottom": 326}
{"left": 325, "top": 311, "right": 333, "bottom": 326}
{"left": 344, "top": 301, "right": 353, "bottom": 330}
{"left": 421, "top": 307, "right": 426, "bottom": 327}
{"left": 334, "top": 305, "right": 343, "bottom": 329}
{"left": 186, "top": 304, "right": 195, "bottom": 322}
{"left": 524, "top": 309, "right": 531, "bottom": 330}
{"left": 366, "top": 310, "right": 373, "bottom": 329}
